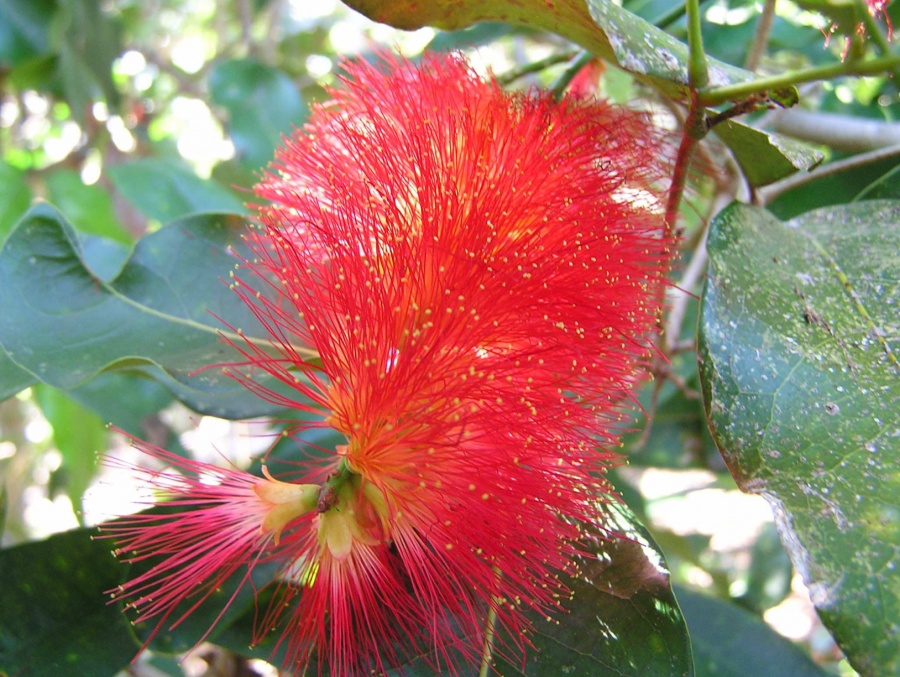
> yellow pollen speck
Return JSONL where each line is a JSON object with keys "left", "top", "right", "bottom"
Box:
{"left": 482, "top": 493, "right": 489, "bottom": 500}
{"left": 445, "top": 543, "right": 454, "bottom": 550}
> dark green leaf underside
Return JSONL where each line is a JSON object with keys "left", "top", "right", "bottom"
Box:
{"left": 676, "top": 585, "right": 829, "bottom": 677}
{"left": 0, "top": 529, "right": 137, "bottom": 677}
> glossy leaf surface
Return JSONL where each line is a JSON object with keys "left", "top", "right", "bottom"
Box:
{"left": 699, "top": 200, "right": 900, "bottom": 676}
{"left": 0, "top": 204, "right": 294, "bottom": 418}
{"left": 345, "top": 0, "right": 759, "bottom": 99}
{"left": 712, "top": 120, "right": 823, "bottom": 188}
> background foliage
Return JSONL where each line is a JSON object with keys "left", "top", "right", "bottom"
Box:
{"left": 0, "top": 0, "right": 898, "bottom": 676}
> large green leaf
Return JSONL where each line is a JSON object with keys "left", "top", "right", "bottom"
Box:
{"left": 0, "top": 204, "right": 298, "bottom": 419}
{"left": 341, "top": 0, "right": 760, "bottom": 100}
{"left": 108, "top": 158, "right": 247, "bottom": 223}
{"left": 495, "top": 502, "right": 692, "bottom": 676}
{"left": 0, "top": 529, "right": 137, "bottom": 677}
{"left": 712, "top": 120, "right": 823, "bottom": 189}
{"left": 210, "top": 59, "right": 308, "bottom": 173}
{"left": 64, "top": 372, "right": 173, "bottom": 435}
{"left": 0, "top": 353, "right": 33, "bottom": 401}
{"left": 699, "top": 200, "right": 900, "bottom": 677}
{"left": 676, "top": 586, "right": 829, "bottom": 677}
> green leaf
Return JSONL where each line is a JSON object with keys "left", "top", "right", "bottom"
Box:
{"left": 768, "top": 153, "right": 900, "bottom": 220}
{"left": 108, "top": 158, "right": 248, "bottom": 223}
{"left": 45, "top": 169, "right": 131, "bottom": 244}
{"left": 61, "top": 371, "right": 189, "bottom": 458}
{"left": 504, "top": 502, "right": 693, "bottom": 676}
{"left": 0, "top": 352, "right": 34, "bottom": 401}
{"left": 0, "top": 0, "right": 56, "bottom": 67}
{"left": 712, "top": 120, "right": 823, "bottom": 188}
{"left": 210, "top": 59, "right": 308, "bottom": 173}
{"left": 854, "top": 163, "right": 900, "bottom": 201}
{"left": 0, "top": 161, "right": 33, "bottom": 243}
{"left": 0, "top": 528, "right": 138, "bottom": 677}
{"left": 676, "top": 586, "right": 829, "bottom": 677}
{"left": 699, "top": 200, "right": 900, "bottom": 676}
{"left": 340, "top": 0, "right": 762, "bottom": 100}
{"left": 1, "top": 233, "right": 129, "bottom": 401}
{"left": 64, "top": 372, "right": 174, "bottom": 436}
{"left": 49, "top": 0, "right": 121, "bottom": 124}
{"left": 33, "top": 385, "right": 106, "bottom": 513}
{"left": 78, "top": 232, "right": 130, "bottom": 281}
{"left": 0, "top": 204, "right": 295, "bottom": 419}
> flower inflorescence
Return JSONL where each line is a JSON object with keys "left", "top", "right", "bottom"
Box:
{"left": 100, "top": 52, "right": 674, "bottom": 676}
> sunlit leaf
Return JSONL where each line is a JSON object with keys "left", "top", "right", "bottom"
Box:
{"left": 33, "top": 385, "right": 106, "bottom": 514}
{"left": 108, "top": 158, "right": 247, "bottom": 223}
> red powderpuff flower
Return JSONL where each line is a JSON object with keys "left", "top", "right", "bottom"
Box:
{"left": 97, "top": 432, "right": 320, "bottom": 651}
{"left": 105, "top": 52, "right": 674, "bottom": 676}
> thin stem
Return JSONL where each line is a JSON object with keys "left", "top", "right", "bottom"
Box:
{"left": 699, "top": 54, "right": 900, "bottom": 105}
{"left": 744, "top": 0, "right": 777, "bottom": 71}
{"left": 686, "top": 0, "right": 709, "bottom": 88}
{"left": 665, "top": 94, "right": 706, "bottom": 232}
{"left": 665, "top": 223, "right": 710, "bottom": 352}
{"left": 478, "top": 568, "right": 502, "bottom": 677}
{"left": 759, "top": 142, "right": 900, "bottom": 204}
{"left": 497, "top": 51, "right": 577, "bottom": 85}
{"left": 478, "top": 605, "right": 499, "bottom": 677}
{"left": 550, "top": 51, "right": 594, "bottom": 101}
